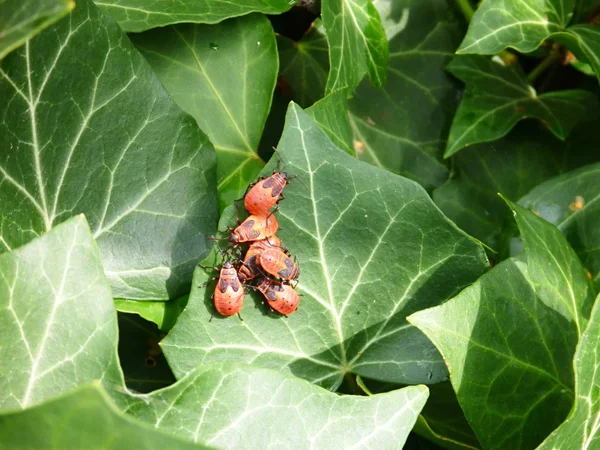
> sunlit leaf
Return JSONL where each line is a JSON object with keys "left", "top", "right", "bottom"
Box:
{"left": 94, "top": 0, "right": 293, "bottom": 32}
{"left": 161, "top": 102, "right": 488, "bottom": 389}
{"left": 0, "top": 384, "right": 208, "bottom": 449}
{"left": 114, "top": 296, "right": 188, "bottom": 332}
{"left": 0, "top": 0, "right": 73, "bottom": 59}
{"left": 0, "top": 0, "right": 218, "bottom": 299}
{"left": 444, "top": 55, "right": 597, "bottom": 157}
{"left": 0, "top": 216, "right": 123, "bottom": 411}
{"left": 118, "top": 362, "right": 428, "bottom": 449}
{"left": 306, "top": 88, "right": 354, "bottom": 155}
{"left": 410, "top": 201, "right": 596, "bottom": 450}
{"left": 131, "top": 15, "right": 277, "bottom": 210}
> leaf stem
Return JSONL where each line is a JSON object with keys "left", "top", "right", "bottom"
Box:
{"left": 456, "top": 0, "right": 475, "bottom": 22}
{"left": 527, "top": 48, "right": 562, "bottom": 83}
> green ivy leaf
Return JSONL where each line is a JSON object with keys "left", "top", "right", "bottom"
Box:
{"left": 131, "top": 15, "right": 276, "bottom": 211}
{"left": 348, "top": 0, "right": 465, "bottom": 190}
{"left": 519, "top": 162, "right": 600, "bottom": 288}
{"left": 409, "top": 201, "right": 596, "bottom": 450}
{"left": 114, "top": 296, "right": 188, "bottom": 332}
{"left": 161, "top": 102, "right": 488, "bottom": 389}
{"left": 572, "top": 0, "right": 600, "bottom": 23}
{"left": 0, "top": 384, "right": 209, "bottom": 449}
{"left": 444, "top": 55, "right": 597, "bottom": 157}
{"left": 434, "top": 122, "right": 599, "bottom": 250}
{"left": 553, "top": 25, "right": 600, "bottom": 82}
{"left": 457, "top": 0, "right": 573, "bottom": 55}
{"left": 94, "top": 0, "right": 293, "bottom": 32}
{"left": 0, "top": 0, "right": 218, "bottom": 300}
{"left": 538, "top": 293, "right": 600, "bottom": 448}
{"left": 117, "top": 362, "right": 428, "bottom": 448}
{"left": 0, "top": 216, "right": 123, "bottom": 411}
{"left": 117, "top": 313, "right": 176, "bottom": 393}
{"left": 306, "top": 88, "right": 354, "bottom": 155}
{"left": 0, "top": 0, "right": 73, "bottom": 59}
{"left": 322, "top": 0, "right": 389, "bottom": 93}
{"left": 278, "top": 20, "right": 329, "bottom": 108}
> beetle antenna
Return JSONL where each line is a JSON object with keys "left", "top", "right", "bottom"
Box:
{"left": 272, "top": 146, "right": 286, "bottom": 172}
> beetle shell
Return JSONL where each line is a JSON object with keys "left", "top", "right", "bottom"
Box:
{"left": 238, "top": 235, "right": 283, "bottom": 281}
{"left": 231, "top": 214, "right": 278, "bottom": 244}
{"left": 256, "top": 277, "right": 299, "bottom": 315}
{"left": 213, "top": 262, "right": 244, "bottom": 316}
{"left": 258, "top": 248, "right": 299, "bottom": 281}
{"left": 244, "top": 173, "right": 288, "bottom": 216}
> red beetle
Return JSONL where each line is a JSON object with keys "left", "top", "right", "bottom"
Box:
{"left": 201, "top": 261, "right": 244, "bottom": 318}
{"left": 238, "top": 235, "right": 282, "bottom": 281}
{"left": 256, "top": 277, "right": 299, "bottom": 315}
{"left": 244, "top": 172, "right": 289, "bottom": 216}
{"left": 257, "top": 248, "right": 299, "bottom": 281}
{"left": 229, "top": 214, "right": 278, "bottom": 246}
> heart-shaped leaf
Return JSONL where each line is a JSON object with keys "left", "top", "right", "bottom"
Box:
{"left": 117, "top": 362, "right": 428, "bottom": 448}
{"left": 409, "top": 201, "right": 596, "bottom": 449}
{"left": 131, "top": 15, "right": 277, "bottom": 210}
{"left": 0, "top": 0, "right": 73, "bottom": 59}
{"left": 348, "top": 0, "right": 465, "bottom": 190}
{"left": 161, "top": 102, "right": 488, "bottom": 389}
{"left": 322, "top": 0, "right": 389, "bottom": 93}
{"left": 519, "top": 162, "right": 600, "bottom": 288}
{"left": 0, "top": 215, "right": 123, "bottom": 411}
{"left": 457, "top": 0, "right": 572, "bottom": 55}
{"left": 538, "top": 293, "right": 600, "bottom": 448}
{"left": 0, "top": 0, "right": 218, "bottom": 300}
{"left": 445, "top": 55, "right": 597, "bottom": 157}
{"left": 0, "top": 384, "right": 209, "bottom": 449}
{"left": 434, "top": 122, "right": 599, "bottom": 250}
{"left": 94, "top": 0, "right": 293, "bottom": 32}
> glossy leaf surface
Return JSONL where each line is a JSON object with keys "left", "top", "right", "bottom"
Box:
{"left": 445, "top": 55, "right": 596, "bottom": 157}
{"left": 131, "top": 15, "right": 276, "bottom": 210}
{"left": 322, "top": 0, "right": 389, "bottom": 92}
{"left": 0, "top": 384, "right": 208, "bottom": 449}
{"left": 410, "top": 201, "right": 596, "bottom": 449}
{"left": 94, "top": 0, "right": 293, "bottom": 32}
{"left": 162, "top": 103, "right": 488, "bottom": 389}
{"left": 0, "top": 0, "right": 73, "bottom": 59}
{"left": 119, "top": 362, "right": 428, "bottom": 449}
{"left": 0, "top": 0, "right": 218, "bottom": 299}
{"left": 0, "top": 216, "right": 123, "bottom": 411}
{"left": 519, "top": 162, "right": 600, "bottom": 287}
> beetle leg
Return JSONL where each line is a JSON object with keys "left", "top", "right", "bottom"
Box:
{"left": 237, "top": 312, "right": 244, "bottom": 322}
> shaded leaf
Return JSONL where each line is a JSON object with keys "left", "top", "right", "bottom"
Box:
{"left": 0, "top": 215, "right": 123, "bottom": 411}
{"left": 539, "top": 293, "right": 600, "bottom": 449}
{"left": 322, "top": 0, "right": 389, "bottom": 93}
{"left": 306, "top": 87, "right": 354, "bottom": 155}
{"left": 519, "top": 162, "right": 600, "bottom": 288}
{"left": 444, "top": 55, "right": 597, "bottom": 157}
{"left": 131, "top": 15, "right": 277, "bottom": 210}
{"left": 161, "top": 103, "right": 488, "bottom": 389}
{"left": 433, "top": 122, "right": 599, "bottom": 250}
{"left": 457, "top": 0, "right": 572, "bottom": 55}
{"left": 117, "top": 313, "right": 176, "bottom": 393}
{"left": 348, "top": 0, "right": 465, "bottom": 190}
{"left": 553, "top": 24, "right": 600, "bottom": 82}
{"left": 0, "top": 384, "right": 208, "bottom": 449}
{"left": 0, "top": 0, "right": 218, "bottom": 299}
{"left": 277, "top": 20, "right": 329, "bottom": 108}
{"left": 409, "top": 201, "right": 596, "bottom": 450}
{"left": 0, "top": 0, "right": 73, "bottom": 60}
{"left": 114, "top": 296, "right": 188, "bottom": 332}
{"left": 573, "top": 0, "right": 600, "bottom": 23}
{"left": 118, "top": 362, "right": 428, "bottom": 449}
{"left": 94, "top": 0, "right": 293, "bottom": 32}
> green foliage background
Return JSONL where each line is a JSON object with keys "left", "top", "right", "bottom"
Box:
{"left": 1, "top": 0, "right": 600, "bottom": 448}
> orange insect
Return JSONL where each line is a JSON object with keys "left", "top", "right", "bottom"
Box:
{"left": 238, "top": 235, "right": 282, "bottom": 281}
{"left": 202, "top": 261, "right": 245, "bottom": 318}
{"left": 257, "top": 248, "right": 299, "bottom": 281}
{"left": 229, "top": 214, "right": 278, "bottom": 246}
{"left": 256, "top": 277, "right": 299, "bottom": 315}
{"left": 244, "top": 172, "right": 289, "bottom": 216}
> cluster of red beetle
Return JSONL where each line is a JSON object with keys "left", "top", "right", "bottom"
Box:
{"left": 203, "top": 157, "right": 304, "bottom": 319}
